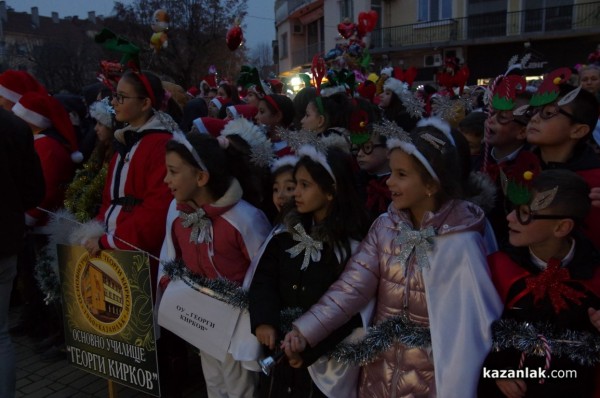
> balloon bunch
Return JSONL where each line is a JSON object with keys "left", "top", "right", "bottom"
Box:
{"left": 325, "top": 11, "right": 378, "bottom": 74}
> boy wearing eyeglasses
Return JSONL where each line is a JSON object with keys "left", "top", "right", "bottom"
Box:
{"left": 523, "top": 68, "right": 600, "bottom": 249}
{"left": 482, "top": 74, "right": 540, "bottom": 245}
{"left": 352, "top": 126, "right": 391, "bottom": 223}
{"left": 478, "top": 169, "right": 600, "bottom": 398}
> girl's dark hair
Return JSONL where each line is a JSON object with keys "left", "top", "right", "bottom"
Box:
{"left": 531, "top": 169, "right": 590, "bottom": 227}
{"left": 165, "top": 133, "right": 232, "bottom": 199}
{"left": 223, "top": 134, "right": 277, "bottom": 220}
{"left": 293, "top": 86, "right": 317, "bottom": 129}
{"left": 393, "top": 125, "right": 463, "bottom": 206}
{"left": 292, "top": 146, "right": 369, "bottom": 266}
{"left": 383, "top": 91, "right": 419, "bottom": 132}
{"left": 219, "top": 83, "right": 242, "bottom": 105}
{"left": 261, "top": 94, "right": 295, "bottom": 128}
{"left": 121, "top": 70, "right": 165, "bottom": 110}
{"left": 311, "top": 92, "right": 352, "bottom": 130}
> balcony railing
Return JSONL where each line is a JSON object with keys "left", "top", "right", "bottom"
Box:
{"left": 371, "top": 1, "right": 600, "bottom": 50}
{"left": 275, "top": 0, "right": 320, "bottom": 24}
{"left": 292, "top": 41, "right": 324, "bottom": 67}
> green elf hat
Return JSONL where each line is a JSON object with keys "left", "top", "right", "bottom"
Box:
{"left": 530, "top": 67, "right": 571, "bottom": 107}
{"left": 237, "top": 65, "right": 272, "bottom": 97}
{"left": 492, "top": 75, "right": 527, "bottom": 111}
{"left": 94, "top": 28, "right": 140, "bottom": 70}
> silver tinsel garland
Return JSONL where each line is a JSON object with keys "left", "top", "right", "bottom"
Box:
{"left": 492, "top": 319, "right": 600, "bottom": 366}
{"left": 162, "top": 259, "right": 250, "bottom": 310}
{"left": 330, "top": 314, "right": 431, "bottom": 366}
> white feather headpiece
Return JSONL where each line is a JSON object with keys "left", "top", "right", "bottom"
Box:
{"left": 220, "top": 117, "right": 274, "bottom": 167}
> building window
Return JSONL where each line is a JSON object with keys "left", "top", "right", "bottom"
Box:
{"left": 418, "top": 0, "right": 452, "bottom": 21}
{"left": 280, "top": 32, "right": 288, "bottom": 59}
{"left": 340, "top": 0, "right": 354, "bottom": 21}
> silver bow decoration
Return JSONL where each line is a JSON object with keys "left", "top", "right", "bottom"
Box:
{"left": 394, "top": 221, "right": 435, "bottom": 270}
{"left": 286, "top": 223, "right": 323, "bottom": 271}
{"left": 179, "top": 208, "right": 212, "bottom": 244}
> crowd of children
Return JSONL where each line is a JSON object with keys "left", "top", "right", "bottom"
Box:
{"left": 2, "top": 46, "right": 600, "bottom": 398}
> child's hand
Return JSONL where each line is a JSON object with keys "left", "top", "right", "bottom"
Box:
{"left": 283, "top": 346, "right": 303, "bottom": 368}
{"left": 495, "top": 379, "right": 526, "bottom": 398}
{"left": 589, "top": 307, "right": 600, "bottom": 332}
{"left": 255, "top": 324, "right": 277, "bottom": 350}
{"left": 590, "top": 187, "right": 600, "bottom": 208}
{"left": 283, "top": 328, "right": 308, "bottom": 353}
{"left": 83, "top": 238, "right": 101, "bottom": 256}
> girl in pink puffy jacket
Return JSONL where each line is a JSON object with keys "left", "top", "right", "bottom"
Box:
{"left": 284, "top": 118, "right": 503, "bottom": 398}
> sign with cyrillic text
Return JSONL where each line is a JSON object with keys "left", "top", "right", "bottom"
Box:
{"left": 58, "top": 245, "right": 160, "bottom": 396}
{"left": 158, "top": 279, "right": 240, "bottom": 361}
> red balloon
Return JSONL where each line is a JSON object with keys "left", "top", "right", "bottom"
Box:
{"left": 358, "top": 11, "right": 378, "bottom": 35}
{"left": 226, "top": 25, "right": 243, "bottom": 51}
{"left": 337, "top": 21, "right": 356, "bottom": 39}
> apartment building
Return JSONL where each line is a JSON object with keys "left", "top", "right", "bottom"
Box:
{"left": 275, "top": 0, "right": 600, "bottom": 86}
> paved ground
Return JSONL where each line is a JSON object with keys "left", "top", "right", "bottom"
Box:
{"left": 9, "top": 305, "right": 207, "bottom": 398}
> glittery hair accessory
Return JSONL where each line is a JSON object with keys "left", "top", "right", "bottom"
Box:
{"left": 270, "top": 154, "right": 298, "bottom": 173}
{"left": 277, "top": 127, "right": 319, "bottom": 152}
{"left": 297, "top": 144, "right": 336, "bottom": 183}
{"left": 220, "top": 117, "right": 274, "bottom": 167}
{"left": 88, "top": 97, "right": 115, "bottom": 128}
{"left": 383, "top": 77, "right": 424, "bottom": 119}
{"left": 416, "top": 117, "right": 454, "bottom": 146}
{"left": 386, "top": 134, "right": 440, "bottom": 183}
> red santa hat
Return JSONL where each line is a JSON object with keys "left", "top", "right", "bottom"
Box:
{"left": 13, "top": 92, "right": 83, "bottom": 163}
{"left": 186, "top": 86, "right": 200, "bottom": 98}
{"left": 226, "top": 104, "right": 258, "bottom": 121}
{"left": 210, "top": 96, "right": 227, "bottom": 110}
{"left": 192, "top": 117, "right": 227, "bottom": 137}
{"left": 200, "top": 75, "right": 218, "bottom": 89}
{"left": 0, "top": 70, "right": 47, "bottom": 104}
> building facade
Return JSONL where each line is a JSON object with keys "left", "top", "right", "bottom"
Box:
{"left": 275, "top": 0, "right": 600, "bottom": 85}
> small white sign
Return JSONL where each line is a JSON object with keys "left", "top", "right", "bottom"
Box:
{"left": 158, "top": 279, "right": 240, "bottom": 361}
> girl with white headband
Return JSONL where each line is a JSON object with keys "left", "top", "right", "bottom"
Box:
{"left": 249, "top": 145, "right": 370, "bottom": 397}
{"left": 284, "top": 119, "right": 503, "bottom": 398}
{"left": 159, "top": 132, "right": 272, "bottom": 398}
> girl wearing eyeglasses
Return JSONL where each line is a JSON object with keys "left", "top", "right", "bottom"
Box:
{"left": 79, "top": 69, "right": 181, "bottom": 395}
{"left": 82, "top": 70, "right": 173, "bottom": 263}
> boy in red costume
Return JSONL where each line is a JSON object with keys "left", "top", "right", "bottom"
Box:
{"left": 479, "top": 169, "right": 600, "bottom": 398}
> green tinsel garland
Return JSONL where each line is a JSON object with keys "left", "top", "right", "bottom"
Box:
{"left": 64, "top": 149, "right": 108, "bottom": 223}
{"left": 492, "top": 319, "right": 600, "bottom": 366}
{"left": 33, "top": 246, "right": 61, "bottom": 304}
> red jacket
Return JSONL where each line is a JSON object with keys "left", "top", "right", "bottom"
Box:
{"left": 27, "top": 131, "right": 75, "bottom": 226}
{"left": 97, "top": 117, "right": 172, "bottom": 258}
{"left": 172, "top": 179, "right": 271, "bottom": 284}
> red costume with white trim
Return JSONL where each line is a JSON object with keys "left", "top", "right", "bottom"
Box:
{"left": 96, "top": 116, "right": 172, "bottom": 258}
